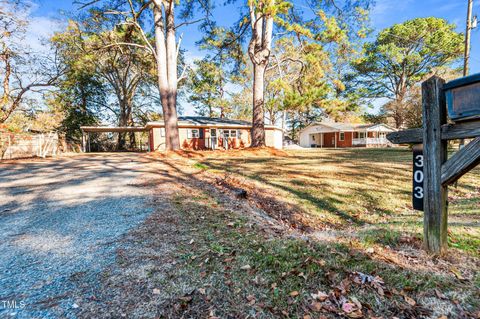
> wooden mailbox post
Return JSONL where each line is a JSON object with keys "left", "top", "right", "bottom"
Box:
{"left": 387, "top": 75, "right": 480, "bottom": 254}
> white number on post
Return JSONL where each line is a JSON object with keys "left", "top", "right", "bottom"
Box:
{"left": 414, "top": 186, "right": 424, "bottom": 199}
{"left": 412, "top": 145, "right": 424, "bottom": 211}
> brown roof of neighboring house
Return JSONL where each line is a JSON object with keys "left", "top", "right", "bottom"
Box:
{"left": 146, "top": 116, "right": 282, "bottom": 130}
{"left": 300, "top": 122, "right": 397, "bottom": 133}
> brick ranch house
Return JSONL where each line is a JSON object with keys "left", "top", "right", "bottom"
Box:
{"left": 81, "top": 116, "right": 283, "bottom": 152}
{"left": 147, "top": 117, "right": 283, "bottom": 151}
{"left": 298, "top": 122, "right": 397, "bottom": 148}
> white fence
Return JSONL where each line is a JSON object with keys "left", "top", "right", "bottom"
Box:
{"left": 352, "top": 137, "right": 392, "bottom": 146}
{"left": 1, "top": 132, "right": 59, "bottom": 160}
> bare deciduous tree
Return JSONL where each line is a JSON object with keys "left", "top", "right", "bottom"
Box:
{"left": 0, "top": 0, "right": 61, "bottom": 123}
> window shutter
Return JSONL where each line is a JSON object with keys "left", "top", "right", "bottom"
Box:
{"left": 187, "top": 129, "right": 191, "bottom": 138}
{"left": 199, "top": 128, "right": 204, "bottom": 139}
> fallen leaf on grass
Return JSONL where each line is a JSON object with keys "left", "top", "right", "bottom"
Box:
{"left": 311, "top": 291, "right": 328, "bottom": 301}
{"left": 352, "top": 272, "right": 385, "bottom": 296}
{"left": 342, "top": 302, "right": 363, "bottom": 318}
{"left": 403, "top": 295, "right": 416, "bottom": 306}
{"left": 246, "top": 295, "right": 256, "bottom": 305}
{"left": 342, "top": 302, "right": 355, "bottom": 313}
{"left": 240, "top": 264, "right": 251, "bottom": 270}
{"left": 309, "top": 301, "right": 322, "bottom": 312}
{"left": 434, "top": 289, "right": 447, "bottom": 300}
{"left": 179, "top": 296, "right": 193, "bottom": 302}
{"left": 347, "top": 310, "right": 363, "bottom": 318}
{"left": 152, "top": 288, "right": 161, "bottom": 295}
{"left": 289, "top": 291, "right": 299, "bottom": 297}
{"left": 298, "top": 272, "right": 307, "bottom": 280}
{"left": 350, "top": 297, "right": 362, "bottom": 310}
{"left": 450, "top": 267, "right": 465, "bottom": 280}
{"left": 198, "top": 288, "right": 206, "bottom": 295}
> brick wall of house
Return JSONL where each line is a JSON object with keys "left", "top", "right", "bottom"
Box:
{"left": 150, "top": 126, "right": 281, "bottom": 151}
{"left": 337, "top": 132, "right": 353, "bottom": 147}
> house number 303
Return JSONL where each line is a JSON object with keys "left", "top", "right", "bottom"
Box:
{"left": 412, "top": 145, "right": 424, "bottom": 211}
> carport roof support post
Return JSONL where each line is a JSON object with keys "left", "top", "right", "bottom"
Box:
{"left": 82, "top": 130, "right": 86, "bottom": 153}
{"left": 422, "top": 76, "right": 448, "bottom": 254}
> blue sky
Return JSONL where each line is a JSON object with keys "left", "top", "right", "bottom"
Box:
{"left": 28, "top": 0, "right": 480, "bottom": 115}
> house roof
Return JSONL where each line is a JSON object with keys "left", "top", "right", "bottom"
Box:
{"left": 146, "top": 116, "right": 282, "bottom": 130}
{"left": 81, "top": 117, "right": 284, "bottom": 133}
{"left": 177, "top": 116, "right": 251, "bottom": 126}
{"left": 354, "top": 123, "right": 397, "bottom": 131}
{"left": 299, "top": 122, "right": 397, "bottom": 134}
{"left": 321, "top": 122, "right": 357, "bottom": 131}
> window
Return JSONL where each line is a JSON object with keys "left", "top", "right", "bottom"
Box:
{"left": 339, "top": 132, "right": 345, "bottom": 141}
{"left": 312, "top": 135, "right": 315, "bottom": 141}
{"left": 221, "top": 129, "right": 239, "bottom": 138}
{"left": 359, "top": 132, "right": 366, "bottom": 139}
{"left": 187, "top": 129, "right": 199, "bottom": 138}
{"left": 379, "top": 132, "right": 386, "bottom": 139}
{"left": 160, "top": 128, "right": 165, "bottom": 137}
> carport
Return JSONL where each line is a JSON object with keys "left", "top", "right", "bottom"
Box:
{"left": 80, "top": 126, "right": 149, "bottom": 152}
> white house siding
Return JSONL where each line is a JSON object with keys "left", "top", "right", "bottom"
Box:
{"left": 272, "top": 129, "right": 283, "bottom": 149}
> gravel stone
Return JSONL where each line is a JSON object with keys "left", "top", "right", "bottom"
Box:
{"left": 0, "top": 154, "right": 155, "bottom": 319}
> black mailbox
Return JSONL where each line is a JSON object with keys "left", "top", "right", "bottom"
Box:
{"left": 444, "top": 73, "right": 480, "bottom": 122}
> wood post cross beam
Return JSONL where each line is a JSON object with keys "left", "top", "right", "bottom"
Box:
{"left": 386, "top": 75, "right": 480, "bottom": 254}
{"left": 386, "top": 121, "right": 480, "bottom": 144}
{"left": 441, "top": 137, "right": 480, "bottom": 185}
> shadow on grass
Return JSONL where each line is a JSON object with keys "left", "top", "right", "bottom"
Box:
{"left": 157, "top": 187, "right": 471, "bottom": 319}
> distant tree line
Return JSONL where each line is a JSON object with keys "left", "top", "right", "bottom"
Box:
{"left": 0, "top": 0, "right": 464, "bottom": 149}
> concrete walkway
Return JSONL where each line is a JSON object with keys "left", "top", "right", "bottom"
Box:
{"left": 0, "top": 154, "right": 155, "bottom": 319}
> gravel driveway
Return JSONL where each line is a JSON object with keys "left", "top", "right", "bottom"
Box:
{"left": 0, "top": 154, "right": 156, "bottom": 319}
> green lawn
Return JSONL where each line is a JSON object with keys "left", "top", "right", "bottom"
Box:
{"left": 195, "top": 148, "right": 480, "bottom": 256}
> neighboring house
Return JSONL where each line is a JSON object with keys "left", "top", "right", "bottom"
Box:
{"left": 298, "top": 122, "right": 397, "bottom": 148}
{"left": 147, "top": 117, "right": 283, "bottom": 151}
{"left": 81, "top": 116, "right": 284, "bottom": 152}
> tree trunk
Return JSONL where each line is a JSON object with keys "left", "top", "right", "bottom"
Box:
{"left": 248, "top": 3, "right": 273, "bottom": 147}
{"left": 252, "top": 63, "right": 266, "bottom": 146}
{"left": 1, "top": 50, "right": 11, "bottom": 112}
{"left": 117, "top": 100, "right": 127, "bottom": 150}
{"left": 153, "top": 0, "right": 180, "bottom": 151}
{"left": 128, "top": 108, "right": 135, "bottom": 149}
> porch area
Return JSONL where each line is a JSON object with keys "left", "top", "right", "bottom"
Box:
{"left": 352, "top": 131, "right": 392, "bottom": 147}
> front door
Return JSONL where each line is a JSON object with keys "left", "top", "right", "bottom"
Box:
{"left": 210, "top": 129, "right": 217, "bottom": 150}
